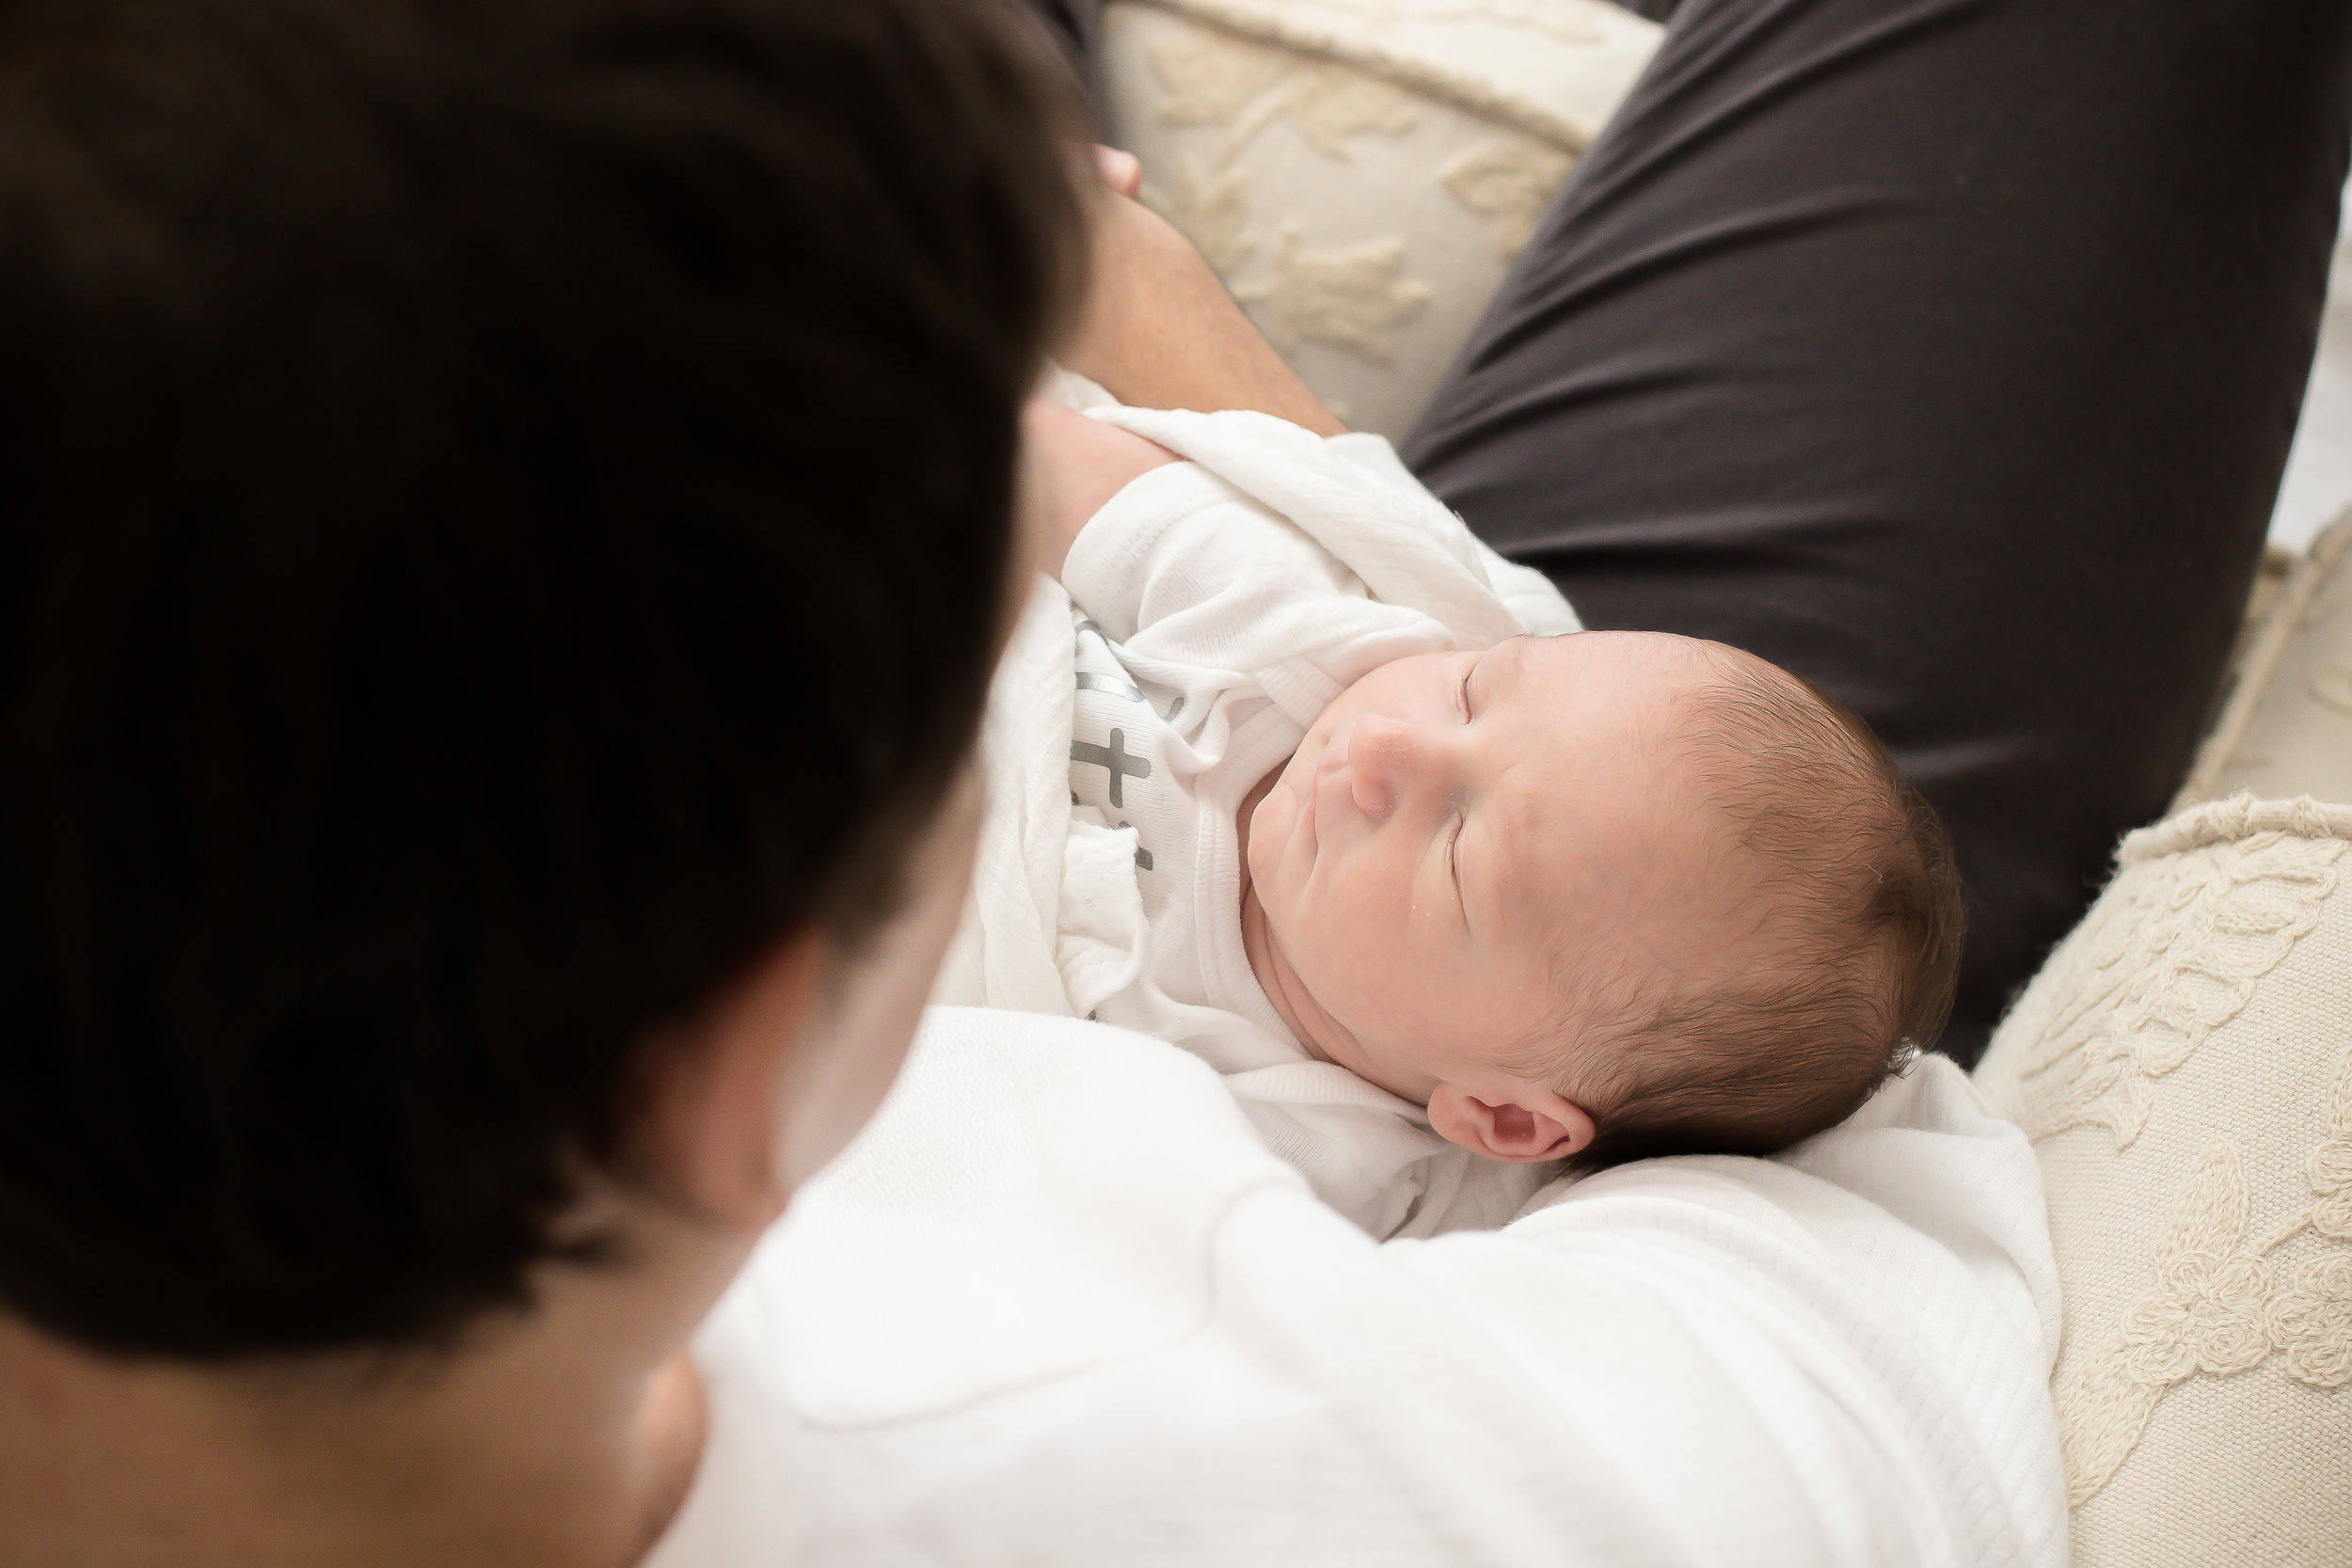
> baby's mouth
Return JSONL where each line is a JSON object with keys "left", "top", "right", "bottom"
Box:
{"left": 1287, "top": 726, "right": 1351, "bottom": 863}
{"left": 1291, "top": 770, "right": 1318, "bottom": 858}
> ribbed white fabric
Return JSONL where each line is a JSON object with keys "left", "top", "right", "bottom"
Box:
{"left": 1092, "top": 404, "right": 1564, "bottom": 649}
{"left": 643, "top": 1006, "right": 2068, "bottom": 1568}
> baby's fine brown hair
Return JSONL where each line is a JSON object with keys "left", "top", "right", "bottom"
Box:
{"left": 1567, "top": 650, "right": 1964, "bottom": 1171}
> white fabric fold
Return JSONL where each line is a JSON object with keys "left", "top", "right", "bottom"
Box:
{"left": 1093, "top": 404, "right": 1579, "bottom": 646}
{"left": 644, "top": 1009, "right": 2068, "bottom": 1568}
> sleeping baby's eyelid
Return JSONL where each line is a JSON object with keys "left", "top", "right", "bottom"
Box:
{"left": 1448, "top": 816, "right": 1465, "bottom": 894}
{"left": 1458, "top": 666, "right": 1474, "bottom": 720}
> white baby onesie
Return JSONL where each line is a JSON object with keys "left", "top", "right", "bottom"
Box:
{"left": 1043, "top": 406, "right": 1580, "bottom": 1239}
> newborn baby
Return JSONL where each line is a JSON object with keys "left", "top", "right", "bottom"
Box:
{"left": 1003, "top": 393, "right": 1963, "bottom": 1232}
{"left": 1234, "top": 627, "right": 1961, "bottom": 1171}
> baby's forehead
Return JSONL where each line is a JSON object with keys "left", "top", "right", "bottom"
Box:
{"left": 1472, "top": 636, "right": 1755, "bottom": 911}
{"left": 1489, "top": 628, "right": 1726, "bottom": 694}
{"left": 1472, "top": 750, "right": 1664, "bottom": 939}
{"left": 1478, "top": 634, "right": 1727, "bottom": 770}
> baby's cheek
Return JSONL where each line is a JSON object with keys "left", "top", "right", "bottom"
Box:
{"left": 1317, "top": 911, "right": 1410, "bottom": 1004}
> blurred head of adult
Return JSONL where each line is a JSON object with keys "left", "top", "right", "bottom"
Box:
{"left": 0, "top": 0, "right": 1081, "bottom": 1380}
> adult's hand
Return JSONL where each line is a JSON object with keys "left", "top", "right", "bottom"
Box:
{"left": 1063, "top": 150, "right": 1346, "bottom": 437}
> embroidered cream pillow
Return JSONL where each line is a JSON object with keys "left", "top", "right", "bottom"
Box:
{"left": 1098, "top": 0, "right": 1661, "bottom": 439}
{"left": 1975, "top": 795, "right": 2352, "bottom": 1566}
{"left": 2174, "top": 510, "right": 2352, "bottom": 812}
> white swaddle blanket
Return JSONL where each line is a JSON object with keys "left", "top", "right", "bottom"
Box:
{"left": 645, "top": 1007, "right": 2069, "bottom": 1568}
{"left": 932, "top": 376, "right": 1579, "bottom": 1236}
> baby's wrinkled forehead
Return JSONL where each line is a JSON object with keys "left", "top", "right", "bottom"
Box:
{"left": 1483, "top": 628, "right": 1724, "bottom": 702}
{"left": 1474, "top": 631, "right": 1726, "bottom": 767}
{"left": 1470, "top": 632, "right": 1758, "bottom": 912}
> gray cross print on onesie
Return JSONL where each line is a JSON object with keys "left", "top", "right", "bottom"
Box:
{"left": 1071, "top": 619, "right": 1165, "bottom": 872}
{"left": 1074, "top": 621, "right": 1184, "bottom": 722}
{"left": 1070, "top": 728, "right": 1150, "bottom": 809}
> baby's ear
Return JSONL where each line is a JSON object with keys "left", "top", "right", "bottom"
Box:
{"left": 1427, "top": 1083, "right": 1595, "bottom": 1164}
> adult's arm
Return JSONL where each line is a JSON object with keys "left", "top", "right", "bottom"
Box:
{"left": 660, "top": 1009, "right": 2066, "bottom": 1567}
{"left": 1024, "top": 155, "right": 1348, "bottom": 576}
{"left": 1060, "top": 181, "right": 1346, "bottom": 437}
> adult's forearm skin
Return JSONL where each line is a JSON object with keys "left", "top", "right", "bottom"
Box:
{"left": 1061, "top": 193, "right": 1345, "bottom": 437}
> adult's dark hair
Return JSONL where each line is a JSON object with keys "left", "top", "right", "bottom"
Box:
{"left": 0, "top": 0, "right": 1085, "bottom": 1358}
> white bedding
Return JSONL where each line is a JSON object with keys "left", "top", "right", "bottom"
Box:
{"left": 646, "top": 1006, "right": 2070, "bottom": 1568}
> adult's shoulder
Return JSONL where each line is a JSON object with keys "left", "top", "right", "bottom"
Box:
{"left": 671, "top": 1018, "right": 2065, "bottom": 1568}
{"left": 723, "top": 1008, "right": 1310, "bottom": 1425}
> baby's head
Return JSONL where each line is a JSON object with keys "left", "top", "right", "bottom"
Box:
{"left": 1243, "top": 630, "right": 1963, "bottom": 1170}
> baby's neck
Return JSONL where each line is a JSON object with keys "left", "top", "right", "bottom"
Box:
{"left": 1234, "top": 768, "right": 1360, "bottom": 1068}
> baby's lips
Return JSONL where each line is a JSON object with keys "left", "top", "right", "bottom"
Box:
{"left": 1267, "top": 771, "right": 1321, "bottom": 865}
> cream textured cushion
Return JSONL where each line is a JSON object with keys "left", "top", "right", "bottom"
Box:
{"left": 1974, "top": 794, "right": 2352, "bottom": 1566}
{"left": 1100, "top": 0, "right": 1661, "bottom": 439}
{"left": 2175, "top": 510, "right": 2352, "bottom": 812}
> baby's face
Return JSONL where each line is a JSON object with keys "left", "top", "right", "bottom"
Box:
{"left": 1246, "top": 632, "right": 1744, "bottom": 1102}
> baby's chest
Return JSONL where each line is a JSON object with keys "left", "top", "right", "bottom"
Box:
{"left": 1067, "top": 618, "right": 1216, "bottom": 885}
